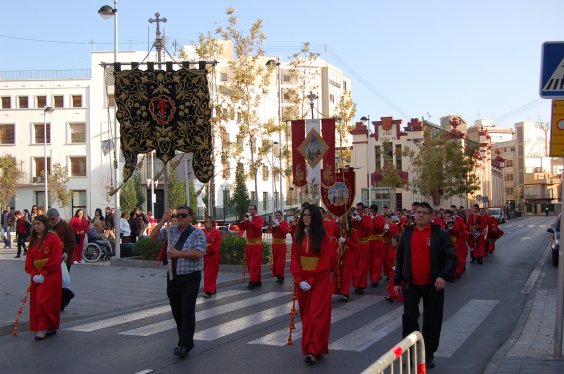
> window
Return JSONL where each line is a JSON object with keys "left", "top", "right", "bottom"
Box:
{"left": 222, "top": 162, "right": 230, "bottom": 179}
{"left": 35, "top": 191, "right": 46, "bottom": 210}
{"left": 505, "top": 188, "right": 514, "bottom": 196}
{"left": 18, "top": 96, "right": 29, "bottom": 109}
{"left": 36, "top": 96, "right": 47, "bottom": 108}
{"left": 220, "top": 72, "right": 228, "bottom": 82}
{"left": 107, "top": 94, "right": 115, "bottom": 107}
{"left": 1, "top": 97, "right": 11, "bottom": 109}
{"left": 375, "top": 145, "right": 382, "bottom": 171}
{"left": 282, "top": 73, "right": 291, "bottom": 82}
{"left": 263, "top": 192, "right": 268, "bottom": 211}
{"left": 35, "top": 157, "right": 51, "bottom": 177}
{"left": 504, "top": 174, "right": 513, "bottom": 182}
{"left": 69, "top": 122, "right": 86, "bottom": 143}
{"left": 0, "top": 124, "right": 15, "bottom": 144}
{"left": 250, "top": 191, "right": 256, "bottom": 206}
{"left": 34, "top": 123, "right": 51, "bottom": 143}
{"left": 221, "top": 128, "right": 229, "bottom": 146}
{"left": 71, "top": 190, "right": 87, "bottom": 213}
{"left": 383, "top": 142, "right": 393, "bottom": 166}
{"left": 70, "top": 156, "right": 87, "bottom": 176}
{"left": 53, "top": 95, "right": 64, "bottom": 108}
{"left": 505, "top": 160, "right": 513, "bottom": 168}
{"left": 329, "top": 94, "right": 335, "bottom": 103}
{"left": 395, "top": 144, "right": 403, "bottom": 170}
{"left": 72, "top": 95, "right": 82, "bottom": 108}
{"left": 262, "top": 165, "right": 269, "bottom": 181}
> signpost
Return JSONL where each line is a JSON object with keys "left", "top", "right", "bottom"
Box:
{"left": 541, "top": 41, "right": 564, "bottom": 358}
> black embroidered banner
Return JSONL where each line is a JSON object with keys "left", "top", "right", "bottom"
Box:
{"left": 114, "top": 66, "right": 212, "bottom": 184}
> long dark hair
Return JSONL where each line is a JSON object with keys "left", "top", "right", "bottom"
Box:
{"left": 29, "top": 215, "right": 50, "bottom": 248}
{"left": 295, "top": 205, "right": 326, "bottom": 253}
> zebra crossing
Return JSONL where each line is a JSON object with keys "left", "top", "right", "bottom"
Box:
{"left": 65, "top": 289, "right": 499, "bottom": 356}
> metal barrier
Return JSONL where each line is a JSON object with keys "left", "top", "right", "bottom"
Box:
{"left": 361, "top": 331, "right": 426, "bottom": 374}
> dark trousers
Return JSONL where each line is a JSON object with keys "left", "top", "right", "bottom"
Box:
{"left": 16, "top": 234, "right": 28, "bottom": 256}
{"left": 402, "top": 283, "right": 444, "bottom": 358}
{"left": 167, "top": 271, "right": 201, "bottom": 349}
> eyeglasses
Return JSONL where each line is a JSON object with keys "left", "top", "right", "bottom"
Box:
{"left": 177, "top": 213, "right": 190, "bottom": 218}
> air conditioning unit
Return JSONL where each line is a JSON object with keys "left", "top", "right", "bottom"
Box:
{"left": 32, "top": 176, "right": 44, "bottom": 183}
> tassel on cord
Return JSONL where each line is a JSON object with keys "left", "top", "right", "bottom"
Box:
{"left": 288, "top": 283, "right": 298, "bottom": 345}
{"left": 13, "top": 283, "right": 32, "bottom": 337}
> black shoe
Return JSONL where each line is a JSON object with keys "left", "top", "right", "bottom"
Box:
{"left": 340, "top": 295, "right": 349, "bottom": 302}
{"left": 246, "top": 282, "right": 255, "bottom": 290}
{"left": 254, "top": 281, "right": 262, "bottom": 287}
{"left": 14, "top": 255, "right": 20, "bottom": 258}
{"left": 173, "top": 346, "right": 189, "bottom": 359}
{"left": 371, "top": 281, "right": 379, "bottom": 288}
{"left": 477, "top": 258, "right": 483, "bottom": 264}
{"left": 304, "top": 354, "right": 316, "bottom": 365}
{"left": 385, "top": 296, "right": 393, "bottom": 303}
{"left": 427, "top": 359, "right": 435, "bottom": 368}
{"left": 354, "top": 288, "right": 365, "bottom": 295}
{"left": 202, "top": 292, "right": 212, "bottom": 299}
{"left": 276, "top": 277, "right": 284, "bottom": 284}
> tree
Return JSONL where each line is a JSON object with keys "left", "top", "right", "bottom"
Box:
{"left": 120, "top": 170, "right": 144, "bottom": 214}
{"left": 231, "top": 162, "right": 251, "bottom": 220}
{"left": 48, "top": 163, "right": 72, "bottom": 210}
{"left": 0, "top": 155, "right": 24, "bottom": 208}
{"left": 216, "top": 7, "right": 273, "bottom": 206}
{"left": 189, "top": 180, "right": 198, "bottom": 215}
{"left": 334, "top": 91, "right": 357, "bottom": 167}
{"left": 168, "top": 163, "right": 187, "bottom": 210}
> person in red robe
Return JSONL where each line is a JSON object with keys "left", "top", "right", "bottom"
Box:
{"left": 271, "top": 210, "right": 290, "bottom": 283}
{"left": 485, "top": 210, "right": 504, "bottom": 254}
{"left": 334, "top": 213, "right": 358, "bottom": 302}
{"left": 290, "top": 204, "right": 333, "bottom": 365}
{"left": 351, "top": 202, "right": 372, "bottom": 294}
{"left": 239, "top": 204, "right": 264, "bottom": 289}
{"left": 203, "top": 217, "right": 222, "bottom": 298}
{"left": 288, "top": 211, "right": 300, "bottom": 238}
{"left": 70, "top": 209, "right": 89, "bottom": 263}
{"left": 24, "top": 215, "right": 63, "bottom": 340}
{"left": 383, "top": 216, "right": 400, "bottom": 283}
{"left": 369, "top": 205, "right": 386, "bottom": 287}
{"left": 445, "top": 210, "right": 468, "bottom": 278}
{"left": 385, "top": 234, "right": 403, "bottom": 302}
{"left": 320, "top": 207, "right": 338, "bottom": 286}
{"left": 467, "top": 204, "right": 488, "bottom": 264}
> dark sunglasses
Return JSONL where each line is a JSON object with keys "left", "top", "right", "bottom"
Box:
{"left": 177, "top": 213, "right": 190, "bottom": 218}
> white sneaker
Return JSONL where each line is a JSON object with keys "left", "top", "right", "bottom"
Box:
{"left": 73, "top": 261, "right": 79, "bottom": 264}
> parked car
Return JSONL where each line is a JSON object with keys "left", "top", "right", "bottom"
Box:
{"left": 488, "top": 207, "right": 506, "bottom": 224}
{"left": 547, "top": 214, "right": 560, "bottom": 266}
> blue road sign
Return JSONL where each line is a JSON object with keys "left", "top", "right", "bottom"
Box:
{"left": 540, "top": 42, "right": 564, "bottom": 99}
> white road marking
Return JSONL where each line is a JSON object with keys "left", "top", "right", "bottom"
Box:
{"left": 120, "top": 292, "right": 291, "bottom": 336}
{"left": 249, "top": 295, "right": 381, "bottom": 346}
{"left": 435, "top": 299, "right": 499, "bottom": 357}
{"left": 133, "top": 370, "right": 154, "bottom": 374}
{"left": 520, "top": 237, "right": 531, "bottom": 242}
{"left": 329, "top": 305, "right": 403, "bottom": 351}
{"left": 66, "top": 290, "right": 246, "bottom": 332}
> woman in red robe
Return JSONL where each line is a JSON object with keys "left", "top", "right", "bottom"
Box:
{"left": 25, "top": 215, "right": 63, "bottom": 340}
{"left": 203, "top": 216, "right": 222, "bottom": 298}
{"left": 290, "top": 204, "right": 333, "bottom": 365}
{"left": 70, "top": 209, "right": 89, "bottom": 263}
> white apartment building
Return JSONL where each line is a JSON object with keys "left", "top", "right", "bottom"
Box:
{"left": 1, "top": 48, "right": 352, "bottom": 220}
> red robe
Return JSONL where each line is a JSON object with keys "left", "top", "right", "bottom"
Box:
{"left": 385, "top": 240, "right": 404, "bottom": 302}
{"left": 25, "top": 232, "right": 63, "bottom": 332}
{"left": 369, "top": 215, "right": 386, "bottom": 284}
{"left": 239, "top": 215, "right": 265, "bottom": 283}
{"left": 70, "top": 216, "right": 89, "bottom": 262}
{"left": 467, "top": 214, "right": 488, "bottom": 258}
{"left": 383, "top": 222, "right": 399, "bottom": 277}
{"left": 352, "top": 215, "right": 372, "bottom": 289}
{"left": 333, "top": 228, "right": 358, "bottom": 297}
{"left": 271, "top": 220, "right": 290, "bottom": 278}
{"left": 448, "top": 217, "right": 468, "bottom": 277}
{"left": 204, "top": 227, "right": 222, "bottom": 293}
{"left": 290, "top": 233, "right": 333, "bottom": 356}
{"left": 486, "top": 216, "right": 504, "bottom": 253}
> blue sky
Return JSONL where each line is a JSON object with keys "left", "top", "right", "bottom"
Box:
{"left": 1, "top": 0, "right": 562, "bottom": 127}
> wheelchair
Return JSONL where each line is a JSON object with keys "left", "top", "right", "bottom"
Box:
{"left": 82, "top": 234, "right": 114, "bottom": 263}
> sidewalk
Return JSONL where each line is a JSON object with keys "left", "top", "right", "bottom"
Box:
{"left": 484, "top": 243, "right": 564, "bottom": 374}
{"left": 0, "top": 248, "right": 251, "bottom": 336}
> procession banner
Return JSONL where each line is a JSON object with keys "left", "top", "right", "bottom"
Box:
{"left": 321, "top": 168, "right": 355, "bottom": 218}
{"left": 291, "top": 120, "right": 307, "bottom": 187}
{"left": 114, "top": 64, "right": 212, "bottom": 183}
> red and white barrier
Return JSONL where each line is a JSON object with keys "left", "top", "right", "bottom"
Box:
{"left": 361, "top": 331, "right": 426, "bottom": 374}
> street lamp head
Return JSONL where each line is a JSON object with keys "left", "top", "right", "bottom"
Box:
{"left": 265, "top": 59, "right": 280, "bottom": 68}
{"left": 360, "top": 116, "right": 369, "bottom": 122}
{"left": 44, "top": 106, "right": 54, "bottom": 114}
{"left": 98, "top": 5, "right": 116, "bottom": 19}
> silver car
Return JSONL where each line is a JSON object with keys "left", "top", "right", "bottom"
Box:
{"left": 488, "top": 208, "right": 505, "bottom": 224}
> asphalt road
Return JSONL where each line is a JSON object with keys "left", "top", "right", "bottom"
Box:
{"left": 0, "top": 216, "right": 553, "bottom": 374}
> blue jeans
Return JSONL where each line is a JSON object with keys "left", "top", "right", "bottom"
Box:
{"left": 2, "top": 226, "right": 11, "bottom": 247}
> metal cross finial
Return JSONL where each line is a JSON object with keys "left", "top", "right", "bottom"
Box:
{"left": 149, "top": 12, "right": 167, "bottom": 38}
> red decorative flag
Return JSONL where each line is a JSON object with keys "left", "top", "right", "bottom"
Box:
{"left": 321, "top": 118, "right": 336, "bottom": 187}
{"left": 291, "top": 120, "right": 307, "bottom": 187}
{"left": 321, "top": 168, "right": 355, "bottom": 218}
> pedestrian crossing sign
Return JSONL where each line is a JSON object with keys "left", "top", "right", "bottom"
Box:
{"left": 540, "top": 42, "right": 564, "bottom": 99}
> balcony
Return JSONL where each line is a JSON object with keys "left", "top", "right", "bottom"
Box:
{"left": 32, "top": 176, "right": 44, "bottom": 183}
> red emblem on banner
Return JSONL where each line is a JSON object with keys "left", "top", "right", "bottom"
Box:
{"left": 149, "top": 95, "right": 177, "bottom": 125}
{"left": 321, "top": 168, "right": 355, "bottom": 217}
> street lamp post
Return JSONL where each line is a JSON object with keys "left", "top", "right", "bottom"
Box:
{"left": 361, "top": 116, "right": 371, "bottom": 206}
{"left": 99, "top": 1, "right": 121, "bottom": 258}
{"left": 43, "top": 106, "right": 54, "bottom": 209}
{"left": 266, "top": 58, "right": 284, "bottom": 214}
{"left": 273, "top": 142, "right": 279, "bottom": 212}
